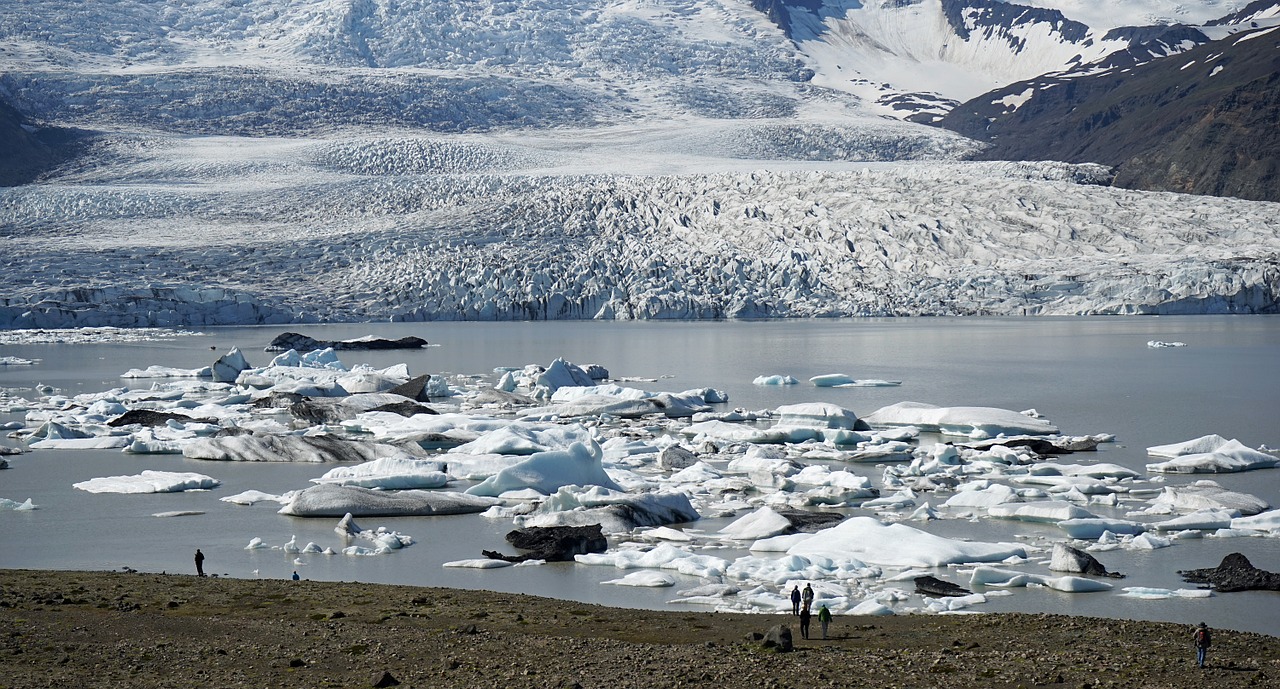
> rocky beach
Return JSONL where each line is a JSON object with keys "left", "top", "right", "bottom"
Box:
{"left": 1, "top": 569, "right": 1276, "bottom": 689}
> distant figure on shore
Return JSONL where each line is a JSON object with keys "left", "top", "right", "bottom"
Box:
{"left": 194, "top": 549, "right": 205, "bottom": 577}
{"left": 1193, "top": 622, "right": 1212, "bottom": 668}
{"left": 818, "top": 604, "right": 832, "bottom": 639}
{"left": 790, "top": 585, "right": 801, "bottom": 615}
{"left": 799, "top": 604, "right": 811, "bottom": 640}
{"left": 292, "top": 571, "right": 300, "bottom": 581}
{"left": 802, "top": 583, "right": 814, "bottom": 609}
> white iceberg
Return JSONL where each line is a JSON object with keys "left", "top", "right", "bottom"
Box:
{"left": 787, "top": 516, "right": 1026, "bottom": 568}
{"left": 1146, "top": 436, "right": 1279, "bottom": 473}
{"left": 863, "top": 401, "right": 1058, "bottom": 437}
{"left": 279, "top": 484, "right": 498, "bottom": 517}
{"left": 73, "top": 470, "right": 220, "bottom": 494}
{"left": 465, "top": 440, "right": 622, "bottom": 497}
{"left": 311, "top": 457, "right": 448, "bottom": 489}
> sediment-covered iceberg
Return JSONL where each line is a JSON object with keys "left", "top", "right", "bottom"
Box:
{"left": 279, "top": 484, "right": 498, "bottom": 517}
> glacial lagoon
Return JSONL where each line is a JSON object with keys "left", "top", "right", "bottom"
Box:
{"left": 1, "top": 316, "right": 1278, "bottom": 635}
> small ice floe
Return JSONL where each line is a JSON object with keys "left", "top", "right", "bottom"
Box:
{"left": 465, "top": 439, "right": 622, "bottom": 497}
{"left": 603, "top": 571, "right": 677, "bottom": 587}
{"left": 988, "top": 501, "right": 1096, "bottom": 523}
{"left": 0, "top": 498, "right": 37, "bottom": 510}
{"left": 719, "top": 506, "right": 793, "bottom": 541}
{"left": 969, "top": 566, "right": 1114, "bottom": 592}
{"left": 72, "top": 470, "right": 220, "bottom": 494}
{"left": 1230, "top": 509, "right": 1280, "bottom": 534}
{"left": 334, "top": 513, "right": 414, "bottom": 552}
{"left": 1147, "top": 340, "right": 1187, "bottom": 348}
{"left": 152, "top": 511, "right": 205, "bottom": 518}
{"left": 521, "top": 486, "right": 699, "bottom": 533}
{"left": 848, "top": 599, "right": 896, "bottom": 616}
{"left": 184, "top": 435, "right": 422, "bottom": 463}
{"left": 1057, "top": 518, "right": 1146, "bottom": 539}
{"left": 753, "top": 375, "right": 798, "bottom": 385}
{"left": 1119, "top": 587, "right": 1212, "bottom": 600}
{"left": 220, "top": 490, "right": 286, "bottom": 505}
{"left": 279, "top": 483, "right": 499, "bottom": 517}
{"left": 1145, "top": 480, "right": 1270, "bottom": 516}
{"left": 121, "top": 365, "right": 212, "bottom": 379}
{"left": 809, "top": 373, "right": 901, "bottom": 387}
{"left": 1146, "top": 435, "right": 1279, "bottom": 473}
{"left": 0, "top": 356, "right": 37, "bottom": 366}
{"left": 311, "top": 457, "right": 448, "bottom": 489}
{"left": 442, "top": 558, "right": 514, "bottom": 569}
{"left": 862, "top": 401, "right": 1058, "bottom": 437}
{"left": 576, "top": 544, "right": 729, "bottom": 578}
{"left": 1151, "top": 509, "right": 1239, "bottom": 532}
{"left": 787, "top": 516, "right": 1025, "bottom": 568}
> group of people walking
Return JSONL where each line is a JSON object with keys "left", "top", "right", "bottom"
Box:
{"left": 789, "top": 583, "right": 832, "bottom": 640}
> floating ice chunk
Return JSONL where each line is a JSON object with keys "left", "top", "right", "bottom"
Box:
{"left": 185, "top": 435, "right": 419, "bottom": 463}
{"left": 0, "top": 356, "right": 37, "bottom": 365}
{"left": 450, "top": 423, "right": 594, "bottom": 456}
{"left": 576, "top": 544, "right": 728, "bottom": 578}
{"left": 848, "top": 600, "right": 896, "bottom": 615}
{"left": 73, "top": 470, "right": 220, "bottom": 494}
{"left": 279, "top": 484, "right": 498, "bottom": 517}
{"left": 31, "top": 436, "right": 131, "bottom": 450}
{"left": 311, "top": 457, "right": 448, "bottom": 489}
{"left": 1147, "top": 341, "right": 1187, "bottom": 348}
{"left": 863, "top": 401, "right": 1058, "bottom": 437}
{"left": 603, "top": 571, "right": 677, "bottom": 587}
{"left": 532, "top": 358, "right": 596, "bottom": 399}
{"left": 1058, "top": 518, "right": 1146, "bottom": 539}
{"left": 152, "top": 510, "right": 203, "bottom": 517}
{"left": 1148, "top": 480, "right": 1270, "bottom": 515}
{"left": 788, "top": 516, "right": 1025, "bottom": 568}
{"left": 775, "top": 403, "right": 863, "bottom": 430}
{"left": 1231, "top": 509, "right": 1280, "bottom": 533}
{"left": 680, "top": 419, "right": 799, "bottom": 444}
{"left": 924, "top": 592, "right": 987, "bottom": 612}
{"left": 809, "top": 374, "right": 856, "bottom": 387}
{"left": 0, "top": 498, "right": 37, "bottom": 510}
{"left": 988, "top": 501, "right": 1096, "bottom": 523}
{"left": 969, "top": 566, "right": 1113, "bottom": 592}
{"left": 521, "top": 486, "right": 699, "bottom": 533}
{"left": 1146, "top": 437, "right": 1279, "bottom": 473}
{"left": 644, "top": 526, "right": 693, "bottom": 542}
{"left": 719, "top": 507, "right": 793, "bottom": 540}
{"left": 245, "top": 537, "right": 269, "bottom": 550}
{"left": 943, "top": 483, "right": 1020, "bottom": 508}
{"left": 749, "top": 533, "right": 816, "bottom": 552}
{"left": 121, "top": 365, "right": 212, "bottom": 378}
{"left": 221, "top": 490, "right": 285, "bottom": 505}
{"left": 1120, "top": 587, "right": 1213, "bottom": 600}
{"left": 1128, "top": 533, "right": 1172, "bottom": 550}
{"left": 754, "top": 375, "right": 798, "bottom": 385}
{"left": 465, "top": 440, "right": 621, "bottom": 497}
{"left": 1151, "top": 509, "right": 1239, "bottom": 531}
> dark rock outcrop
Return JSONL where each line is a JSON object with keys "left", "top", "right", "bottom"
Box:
{"left": 107, "top": 410, "right": 215, "bottom": 428}
{"left": 914, "top": 575, "right": 971, "bottom": 597}
{"left": 265, "top": 332, "right": 428, "bottom": 352}
{"left": 1049, "top": 543, "right": 1125, "bottom": 578}
{"left": 1179, "top": 552, "right": 1280, "bottom": 592}
{"left": 483, "top": 525, "right": 608, "bottom": 563}
{"left": 939, "top": 24, "right": 1280, "bottom": 202}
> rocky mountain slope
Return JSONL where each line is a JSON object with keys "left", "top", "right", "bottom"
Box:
{"left": 939, "top": 22, "right": 1280, "bottom": 202}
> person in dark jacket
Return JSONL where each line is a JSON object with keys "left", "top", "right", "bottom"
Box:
{"left": 1193, "top": 622, "right": 1212, "bottom": 668}
{"left": 194, "top": 549, "right": 205, "bottom": 577}
{"left": 799, "top": 604, "right": 811, "bottom": 640}
{"left": 790, "top": 585, "right": 801, "bottom": 615}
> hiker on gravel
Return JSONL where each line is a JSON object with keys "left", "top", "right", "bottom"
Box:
{"left": 818, "top": 604, "right": 832, "bottom": 639}
{"left": 194, "top": 549, "right": 205, "bottom": 577}
{"left": 790, "top": 585, "right": 801, "bottom": 615}
{"left": 799, "top": 604, "right": 812, "bottom": 640}
{"left": 1193, "top": 622, "right": 1212, "bottom": 668}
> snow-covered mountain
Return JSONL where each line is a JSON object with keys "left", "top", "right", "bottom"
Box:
{"left": 0, "top": 0, "right": 1277, "bottom": 327}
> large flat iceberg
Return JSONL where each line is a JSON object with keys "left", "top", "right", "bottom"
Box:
{"left": 787, "top": 516, "right": 1026, "bottom": 568}
{"left": 862, "top": 402, "right": 1058, "bottom": 437}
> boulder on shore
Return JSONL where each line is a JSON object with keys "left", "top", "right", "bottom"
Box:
{"left": 762, "top": 625, "right": 793, "bottom": 652}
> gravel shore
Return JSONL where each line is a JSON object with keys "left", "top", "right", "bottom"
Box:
{"left": 2, "top": 569, "right": 1276, "bottom": 689}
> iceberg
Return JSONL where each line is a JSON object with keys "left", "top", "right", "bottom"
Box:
{"left": 464, "top": 440, "right": 622, "bottom": 497}
{"left": 183, "top": 435, "right": 420, "bottom": 463}
{"left": 1148, "top": 481, "right": 1270, "bottom": 516}
{"left": 279, "top": 484, "right": 498, "bottom": 517}
{"left": 311, "top": 457, "right": 448, "bottom": 489}
{"left": 73, "top": 470, "right": 220, "bottom": 494}
{"left": 863, "top": 401, "right": 1058, "bottom": 437}
{"left": 1146, "top": 437, "right": 1279, "bottom": 473}
{"left": 787, "top": 516, "right": 1026, "bottom": 568}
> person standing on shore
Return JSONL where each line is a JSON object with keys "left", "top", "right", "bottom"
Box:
{"left": 818, "top": 604, "right": 832, "bottom": 640}
{"left": 799, "top": 604, "right": 812, "bottom": 640}
{"left": 194, "top": 549, "right": 205, "bottom": 577}
{"left": 790, "top": 585, "right": 801, "bottom": 615}
{"left": 802, "top": 583, "right": 814, "bottom": 610}
{"left": 1193, "top": 622, "right": 1211, "bottom": 668}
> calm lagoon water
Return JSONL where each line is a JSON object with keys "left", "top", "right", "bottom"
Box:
{"left": 2, "top": 317, "right": 1278, "bottom": 635}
